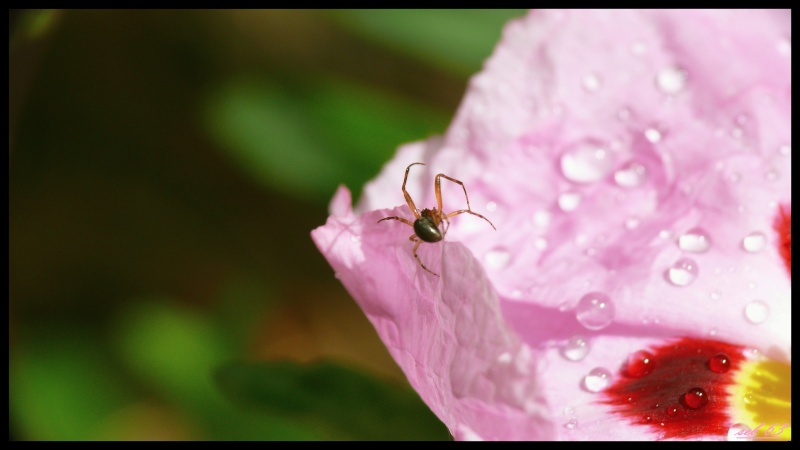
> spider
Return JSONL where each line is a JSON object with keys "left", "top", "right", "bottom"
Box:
{"left": 378, "top": 162, "right": 496, "bottom": 276}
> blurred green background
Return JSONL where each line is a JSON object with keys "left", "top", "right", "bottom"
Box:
{"left": 9, "top": 9, "right": 526, "bottom": 440}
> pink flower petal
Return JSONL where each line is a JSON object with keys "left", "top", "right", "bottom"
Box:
{"left": 313, "top": 9, "right": 790, "bottom": 440}
{"left": 312, "top": 198, "right": 553, "bottom": 440}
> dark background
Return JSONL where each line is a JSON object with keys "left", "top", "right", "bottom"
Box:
{"left": 9, "top": 9, "right": 526, "bottom": 440}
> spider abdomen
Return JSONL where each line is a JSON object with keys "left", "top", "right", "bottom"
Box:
{"left": 414, "top": 217, "right": 443, "bottom": 243}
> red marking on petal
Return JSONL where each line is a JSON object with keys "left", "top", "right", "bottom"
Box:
{"left": 774, "top": 204, "right": 791, "bottom": 276}
{"left": 602, "top": 338, "right": 745, "bottom": 439}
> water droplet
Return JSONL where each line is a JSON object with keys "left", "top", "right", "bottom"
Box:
{"left": 659, "top": 229, "right": 673, "bottom": 240}
{"left": 561, "top": 335, "right": 591, "bottom": 361}
{"left": 532, "top": 210, "right": 550, "bottom": 227}
{"left": 582, "top": 73, "right": 602, "bottom": 92}
{"left": 777, "top": 36, "right": 791, "bottom": 56}
{"left": 583, "top": 367, "right": 613, "bottom": 392}
{"left": 626, "top": 350, "right": 655, "bottom": 377}
{"left": 656, "top": 66, "right": 687, "bottom": 94}
{"left": 744, "top": 300, "right": 769, "bottom": 324}
{"left": 563, "top": 406, "right": 575, "bottom": 416}
{"left": 709, "top": 290, "right": 721, "bottom": 301}
{"left": 511, "top": 289, "right": 522, "bottom": 299}
{"left": 496, "top": 352, "right": 512, "bottom": 364}
{"left": 779, "top": 144, "right": 791, "bottom": 156}
{"left": 563, "top": 418, "right": 579, "bottom": 430}
{"left": 743, "top": 393, "right": 755, "bottom": 405}
{"left": 560, "top": 141, "right": 614, "bottom": 183}
{"left": 575, "top": 292, "right": 615, "bottom": 330}
{"left": 486, "top": 201, "right": 497, "bottom": 212}
{"left": 677, "top": 228, "right": 712, "bottom": 253}
{"left": 747, "top": 282, "right": 757, "bottom": 290}
{"left": 613, "top": 161, "right": 647, "bottom": 188}
{"left": 534, "top": 237, "right": 548, "bottom": 250}
{"left": 666, "top": 258, "right": 699, "bottom": 286}
{"left": 709, "top": 353, "right": 730, "bottom": 373}
{"left": 558, "top": 192, "right": 582, "bottom": 211}
{"left": 708, "top": 327, "right": 718, "bottom": 336}
{"left": 630, "top": 41, "right": 646, "bottom": 56}
{"left": 644, "top": 128, "right": 662, "bottom": 143}
{"left": 666, "top": 405, "right": 679, "bottom": 416}
{"left": 683, "top": 387, "right": 708, "bottom": 409}
{"left": 625, "top": 218, "right": 640, "bottom": 229}
{"left": 640, "top": 415, "right": 653, "bottom": 424}
{"left": 484, "top": 248, "right": 512, "bottom": 270}
{"left": 350, "top": 234, "right": 361, "bottom": 243}
{"left": 741, "top": 232, "right": 767, "bottom": 253}
{"left": 765, "top": 170, "right": 779, "bottom": 182}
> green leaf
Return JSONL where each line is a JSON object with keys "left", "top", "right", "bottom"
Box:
{"left": 329, "top": 10, "right": 528, "bottom": 76}
{"left": 206, "top": 76, "right": 448, "bottom": 205}
{"left": 215, "top": 360, "right": 451, "bottom": 440}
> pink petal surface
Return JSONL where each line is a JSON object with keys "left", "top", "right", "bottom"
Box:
{"left": 313, "top": 9, "right": 790, "bottom": 440}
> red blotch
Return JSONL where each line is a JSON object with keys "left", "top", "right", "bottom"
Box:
{"left": 602, "top": 338, "right": 744, "bottom": 439}
{"left": 774, "top": 204, "right": 791, "bottom": 276}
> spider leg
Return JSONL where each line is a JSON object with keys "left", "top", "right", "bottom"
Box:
{"left": 402, "top": 162, "right": 426, "bottom": 218}
{"left": 377, "top": 216, "right": 414, "bottom": 226}
{"left": 435, "top": 173, "right": 477, "bottom": 215}
{"left": 444, "top": 209, "right": 496, "bottom": 230}
{"left": 410, "top": 234, "right": 439, "bottom": 277}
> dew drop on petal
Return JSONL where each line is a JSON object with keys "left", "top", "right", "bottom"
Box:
{"left": 563, "top": 418, "right": 579, "bottom": 430}
{"left": 709, "top": 353, "right": 730, "bottom": 373}
{"left": 666, "top": 405, "right": 679, "bottom": 416}
{"left": 656, "top": 66, "right": 687, "bottom": 94}
{"left": 666, "top": 258, "right": 699, "bottom": 286}
{"left": 558, "top": 192, "right": 582, "bottom": 211}
{"left": 644, "top": 128, "right": 662, "bottom": 143}
{"left": 764, "top": 170, "right": 779, "bottom": 182}
{"left": 683, "top": 387, "right": 708, "bottom": 409}
{"left": 575, "top": 292, "right": 615, "bottom": 330}
{"left": 584, "top": 367, "right": 613, "bottom": 392}
{"left": 779, "top": 144, "right": 791, "bottom": 156}
{"left": 677, "top": 228, "right": 712, "bottom": 253}
{"left": 560, "top": 141, "right": 614, "bottom": 183}
{"left": 484, "top": 248, "right": 512, "bottom": 270}
{"left": 626, "top": 350, "right": 655, "bottom": 377}
{"left": 534, "top": 237, "right": 548, "bottom": 250}
{"left": 709, "top": 290, "right": 721, "bottom": 301}
{"left": 744, "top": 300, "right": 769, "bottom": 324}
{"left": 613, "top": 161, "right": 647, "bottom": 188}
{"left": 563, "top": 406, "right": 575, "bottom": 416}
{"left": 561, "top": 335, "right": 591, "bottom": 361}
{"left": 582, "top": 73, "right": 602, "bottom": 92}
{"left": 741, "top": 231, "right": 767, "bottom": 253}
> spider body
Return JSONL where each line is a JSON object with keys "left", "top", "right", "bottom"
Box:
{"left": 414, "top": 210, "right": 443, "bottom": 243}
{"left": 378, "top": 162, "right": 495, "bottom": 276}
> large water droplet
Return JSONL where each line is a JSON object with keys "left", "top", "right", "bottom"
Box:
{"left": 575, "top": 292, "right": 615, "bottom": 330}
{"left": 582, "top": 73, "right": 602, "bottom": 92}
{"left": 683, "top": 387, "right": 709, "bottom": 409}
{"left": 626, "top": 350, "right": 655, "bottom": 377}
{"left": 563, "top": 418, "right": 578, "bottom": 430}
{"left": 484, "top": 248, "right": 512, "bottom": 270}
{"left": 709, "top": 353, "right": 730, "bottom": 373}
{"left": 666, "top": 258, "right": 699, "bottom": 286}
{"left": 656, "top": 66, "right": 687, "bottom": 94}
{"left": 742, "top": 232, "right": 767, "bottom": 253}
{"left": 677, "top": 228, "right": 712, "bottom": 253}
{"left": 744, "top": 300, "right": 769, "bottom": 324}
{"left": 613, "top": 161, "right": 647, "bottom": 188}
{"left": 560, "top": 141, "right": 614, "bottom": 183}
{"left": 583, "top": 367, "right": 613, "bottom": 392}
{"left": 561, "top": 335, "right": 590, "bottom": 361}
{"left": 558, "top": 192, "right": 582, "bottom": 211}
